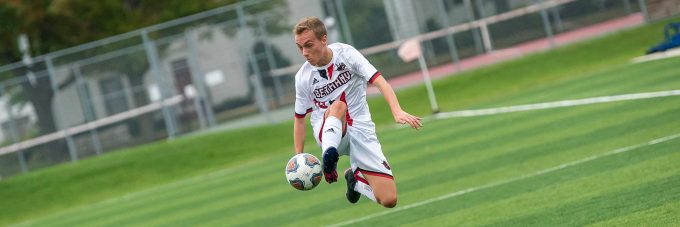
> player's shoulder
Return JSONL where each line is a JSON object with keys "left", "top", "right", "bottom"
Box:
{"left": 329, "top": 42, "right": 362, "bottom": 61}
{"left": 329, "top": 42, "right": 358, "bottom": 54}
{"left": 294, "top": 61, "right": 314, "bottom": 84}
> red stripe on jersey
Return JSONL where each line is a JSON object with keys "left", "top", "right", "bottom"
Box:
{"left": 369, "top": 72, "right": 381, "bottom": 84}
{"left": 327, "top": 64, "right": 334, "bottom": 80}
{"left": 340, "top": 92, "right": 353, "bottom": 126}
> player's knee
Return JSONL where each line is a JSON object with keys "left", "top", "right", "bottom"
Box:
{"left": 328, "top": 100, "right": 347, "bottom": 116}
{"left": 377, "top": 193, "right": 397, "bottom": 208}
{"left": 380, "top": 196, "right": 397, "bottom": 208}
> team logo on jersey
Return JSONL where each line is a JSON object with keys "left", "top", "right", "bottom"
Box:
{"left": 313, "top": 71, "right": 352, "bottom": 98}
{"left": 382, "top": 161, "right": 391, "bottom": 170}
{"left": 335, "top": 62, "right": 347, "bottom": 71}
{"left": 313, "top": 78, "right": 319, "bottom": 85}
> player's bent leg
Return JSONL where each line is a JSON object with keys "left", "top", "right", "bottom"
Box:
{"left": 321, "top": 101, "right": 347, "bottom": 183}
{"left": 364, "top": 174, "right": 398, "bottom": 208}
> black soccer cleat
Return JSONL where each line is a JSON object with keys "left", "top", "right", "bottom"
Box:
{"left": 344, "top": 168, "right": 361, "bottom": 203}
{"left": 322, "top": 147, "right": 339, "bottom": 183}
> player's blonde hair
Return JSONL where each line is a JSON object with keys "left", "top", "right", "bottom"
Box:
{"left": 293, "top": 16, "right": 327, "bottom": 40}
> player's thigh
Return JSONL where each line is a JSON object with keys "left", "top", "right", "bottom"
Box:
{"left": 364, "top": 174, "right": 397, "bottom": 201}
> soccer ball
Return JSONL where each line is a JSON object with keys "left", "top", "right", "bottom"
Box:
{"left": 285, "top": 153, "right": 323, "bottom": 191}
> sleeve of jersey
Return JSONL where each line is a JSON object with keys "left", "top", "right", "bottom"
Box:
{"left": 294, "top": 75, "right": 313, "bottom": 119}
{"left": 348, "top": 46, "right": 381, "bottom": 84}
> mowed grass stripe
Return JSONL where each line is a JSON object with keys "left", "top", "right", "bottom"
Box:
{"left": 224, "top": 100, "right": 656, "bottom": 225}
{"left": 390, "top": 104, "right": 679, "bottom": 209}
{"left": 486, "top": 175, "right": 680, "bottom": 226}
{"left": 88, "top": 154, "right": 306, "bottom": 227}
{"left": 386, "top": 98, "right": 654, "bottom": 177}
{"left": 349, "top": 134, "right": 680, "bottom": 227}
{"left": 37, "top": 154, "right": 290, "bottom": 226}
{"left": 206, "top": 98, "right": 629, "bottom": 225}
{"left": 476, "top": 58, "right": 680, "bottom": 108}
{"left": 396, "top": 140, "right": 680, "bottom": 226}
{"left": 393, "top": 99, "right": 680, "bottom": 193}
{"left": 378, "top": 104, "right": 680, "bottom": 216}
{"left": 31, "top": 96, "right": 680, "bottom": 226}
{"left": 383, "top": 92, "right": 662, "bottom": 170}
{"left": 231, "top": 99, "right": 680, "bottom": 226}
{"left": 588, "top": 201, "right": 680, "bottom": 226}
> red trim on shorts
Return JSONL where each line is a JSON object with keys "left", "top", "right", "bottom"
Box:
{"left": 340, "top": 92, "right": 353, "bottom": 126}
{"left": 327, "top": 64, "right": 334, "bottom": 80}
{"left": 368, "top": 72, "right": 381, "bottom": 84}
{"left": 354, "top": 170, "right": 370, "bottom": 185}
{"left": 356, "top": 168, "right": 394, "bottom": 180}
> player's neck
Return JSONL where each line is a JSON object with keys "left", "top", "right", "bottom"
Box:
{"left": 315, "top": 47, "right": 333, "bottom": 67}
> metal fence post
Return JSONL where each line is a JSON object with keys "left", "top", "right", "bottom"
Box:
{"left": 638, "top": 0, "right": 650, "bottom": 23}
{"left": 477, "top": 0, "right": 495, "bottom": 52}
{"left": 248, "top": 53, "right": 273, "bottom": 123}
{"left": 0, "top": 84, "right": 28, "bottom": 173}
{"left": 551, "top": 5, "right": 564, "bottom": 32}
{"left": 624, "top": 0, "right": 632, "bottom": 14}
{"left": 334, "top": 0, "right": 354, "bottom": 45}
{"left": 237, "top": 5, "right": 272, "bottom": 123}
{"left": 539, "top": 0, "right": 556, "bottom": 48}
{"left": 73, "top": 65, "right": 103, "bottom": 156}
{"left": 46, "top": 57, "right": 79, "bottom": 160}
{"left": 464, "top": 0, "right": 485, "bottom": 54}
{"left": 142, "top": 30, "right": 178, "bottom": 139}
{"left": 437, "top": 0, "right": 462, "bottom": 71}
{"left": 417, "top": 42, "right": 440, "bottom": 114}
{"left": 258, "top": 16, "right": 285, "bottom": 106}
{"left": 184, "top": 28, "right": 214, "bottom": 129}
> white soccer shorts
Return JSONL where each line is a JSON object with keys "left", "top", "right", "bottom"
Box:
{"left": 312, "top": 118, "right": 394, "bottom": 182}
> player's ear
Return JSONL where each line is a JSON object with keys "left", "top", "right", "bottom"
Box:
{"left": 321, "top": 34, "right": 327, "bottom": 45}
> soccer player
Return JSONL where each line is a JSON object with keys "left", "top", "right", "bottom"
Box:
{"left": 292, "top": 16, "right": 422, "bottom": 208}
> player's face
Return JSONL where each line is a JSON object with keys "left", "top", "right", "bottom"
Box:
{"left": 295, "top": 30, "right": 328, "bottom": 66}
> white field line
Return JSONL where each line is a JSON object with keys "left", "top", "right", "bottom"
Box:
{"left": 434, "top": 90, "right": 680, "bottom": 119}
{"left": 631, "top": 48, "right": 680, "bottom": 64}
{"left": 329, "top": 133, "right": 680, "bottom": 227}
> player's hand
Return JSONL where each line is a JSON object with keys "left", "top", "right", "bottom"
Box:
{"left": 394, "top": 110, "right": 422, "bottom": 130}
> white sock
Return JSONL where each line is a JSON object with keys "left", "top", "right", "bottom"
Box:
{"left": 321, "top": 116, "right": 342, "bottom": 152}
{"left": 354, "top": 180, "right": 377, "bottom": 202}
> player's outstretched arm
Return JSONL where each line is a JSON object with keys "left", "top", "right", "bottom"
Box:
{"left": 294, "top": 117, "right": 306, "bottom": 154}
{"left": 372, "top": 75, "right": 423, "bottom": 130}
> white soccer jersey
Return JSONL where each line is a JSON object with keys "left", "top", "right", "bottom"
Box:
{"left": 294, "top": 43, "right": 393, "bottom": 179}
{"left": 294, "top": 43, "right": 380, "bottom": 130}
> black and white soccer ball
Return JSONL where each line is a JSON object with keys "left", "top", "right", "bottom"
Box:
{"left": 285, "top": 153, "right": 322, "bottom": 191}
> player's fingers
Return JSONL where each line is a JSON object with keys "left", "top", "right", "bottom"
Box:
{"left": 408, "top": 116, "right": 422, "bottom": 128}
{"left": 407, "top": 118, "right": 419, "bottom": 129}
{"left": 414, "top": 116, "right": 423, "bottom": 127}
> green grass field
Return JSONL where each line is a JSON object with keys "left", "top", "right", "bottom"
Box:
{"left": 2, "top": 18, "right": 680, "bottom": 226}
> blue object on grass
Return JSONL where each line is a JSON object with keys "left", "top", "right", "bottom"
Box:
{"left": 646, "top": 22, "right": 680, "bottom": 54}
